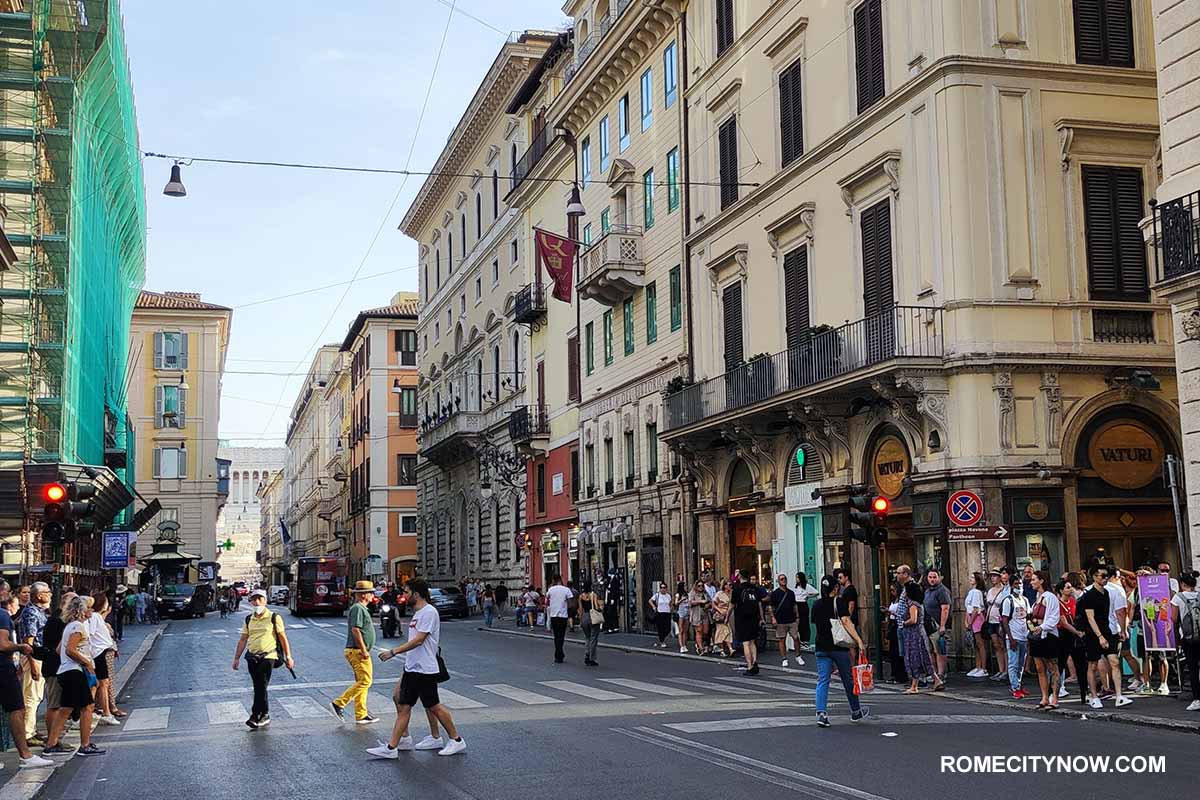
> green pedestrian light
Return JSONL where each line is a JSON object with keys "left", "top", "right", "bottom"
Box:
{"left": 795, "top": 447, "right": 805, "bottom": 468}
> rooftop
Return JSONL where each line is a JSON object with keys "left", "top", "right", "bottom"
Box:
{"left": 136, "top": 290, "right": 231, "bottom": 312}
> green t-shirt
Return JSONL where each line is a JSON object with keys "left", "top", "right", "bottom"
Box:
{"left": 345, "top": 602, "right": 375, "bottom": 650}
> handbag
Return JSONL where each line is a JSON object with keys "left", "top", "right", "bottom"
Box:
{"left": 588, "top": 608, "right": 604, "bottom": 626}
{"left": 435, "top": 648, "right": 450, "bottom": 683}
{"left": 830, "top": 600, "right": 855, "bottom": 648}
{"left": 852, "top": 653, "right": 874, "bottom": 695}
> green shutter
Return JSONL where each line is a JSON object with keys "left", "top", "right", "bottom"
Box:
{"left": 623, "top": 298, "right": 635, "bottom": 356}
{"left": 585, "top": 322, "right": 595, "bottom": 374}
{"left": 603, "top": 311, "right": 614, "bottom": 365}
{"left": 646, "top": 282, "right": 658, "bottom": 344}
{"left": 669, "top": 265, "right": 682, "bottom": 331}
{"left": 643, "top": 168, "right": 654, "bottom": 229}
{"left": 667, "top": 149, "right": 679, "bottom": 212}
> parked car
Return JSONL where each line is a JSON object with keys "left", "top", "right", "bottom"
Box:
{"left": 158, "top": 584, "right": 207, "bottom": 619}
{"left": 268, "top": 585, "right": 290, "bottom": 605}
{"left": 422, "top": 586, "right": 469, "bottom": 619}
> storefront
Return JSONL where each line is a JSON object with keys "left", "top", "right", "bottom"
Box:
{"left": 773, "top": 443, "right": 824, "bottom": 583}
{"left": 727, "top": 460, "right": 771, "bottom": 580}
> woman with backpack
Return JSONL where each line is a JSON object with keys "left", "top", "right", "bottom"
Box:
{"left": 232, "top": 589, "right": 294, "bottom": 729}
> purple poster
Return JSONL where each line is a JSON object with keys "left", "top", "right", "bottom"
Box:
{"left": 1137, "top": 575, "right": 1175, "bottom": 652}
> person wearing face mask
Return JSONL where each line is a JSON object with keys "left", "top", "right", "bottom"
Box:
{"left": 232, "top": 589, "right": 294, "bottom": 729}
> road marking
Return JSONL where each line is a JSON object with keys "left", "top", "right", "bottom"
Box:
{"left": 211, "top": 629, "right": 227, "bottom": 633}
{"left": 718, "top": 677, "right": 810, "bottom": 694}
{"left": 475, "top": 683, "right": 562, "bottom": 705}
{"left": 615, "top": 726, "right": 893, "bottom": 800}
{"left": 277, "top": 695, "right": 336, "bottom": 719}
{"left": 538, "top": 680, "right": 634, "bottom": 701}
{"left": 435, "top": 689, "right": 488, "bottom": 709}
{"left": 663, "top": 677, "right": 765, "bottom": 695}
{"left": 122, "top": 707, "right": 170, "bottom": 732}
{"left": 664, "top": 713, "right": 1048, "bottom": 733}
{"left": 206, "top": 701, "right": 248, "bottom": 725}
{"left": 152, "top": 680, "right": 349, "bottom": 700}
{"left": 597, "top": 679, "right": 699, "bottom": 697}
{"left": 312, "top": 622, "right": 334, "bottom": 628}
{"left": 288, "top": 624, "right": 307, "bottom": 629}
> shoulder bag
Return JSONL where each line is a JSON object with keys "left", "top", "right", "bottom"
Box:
{"left": 435, "top": 647, "right": 450, "bottom": 683}
{"left": 830, "top": 599, "right": 855, "bottom": 648}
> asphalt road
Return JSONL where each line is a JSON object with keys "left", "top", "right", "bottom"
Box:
{"left": 35, "top": 606, "right": 1198, "bottom": 799}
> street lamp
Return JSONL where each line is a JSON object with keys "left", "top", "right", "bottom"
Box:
{"left": 178, "top": 373, "right": 189, "bottom": 392}
{"left": 163, "top": 162, "right": 187, "bottom": 198}
{"left": 392, "top": 378, "right": 402, "bottom": 393}
{"left": 565, "top": 183, "right": 586, "bottom": 218}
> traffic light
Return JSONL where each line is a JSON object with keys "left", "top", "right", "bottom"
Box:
{"left": 38, "top": 478, "right": 97, "bottom": 543}
{"left": 41, "top": 482, "right": 67, "bottom": 544}
{"left": 871, "top": 496, "right": 890, "bottom": 546}
{"left": 67, "top": 480, "right": 97, "bottom": 536}
{"left": 848, "top": 490, "right": 875, "bottom": 545}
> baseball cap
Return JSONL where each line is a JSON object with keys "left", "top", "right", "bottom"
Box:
{"left": 249, "top": 589, "right": 267, "bottom": 600}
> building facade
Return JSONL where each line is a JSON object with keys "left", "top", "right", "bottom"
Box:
{"left": 258, "top": 469, "right": 286, "bottom": 587}
{"left": 215, "top": 446, "right": 286, "bottom": 585}
{"left": 341, "top": 295, "right": 421, "bottom": 583}
{"left": 403, "top": 34, "right": 559, "bottom": 589}
{"left": 658, "top": 0, "right": 1171, "bottom": 648}
{"left": 282, "top": 345, "right": 339, "bottom": 560}
{"left": 319, "top": 352, "right": 351, "bottom": 560}
{"left": 128, "top": 291, "right": 231, "bottom": 576}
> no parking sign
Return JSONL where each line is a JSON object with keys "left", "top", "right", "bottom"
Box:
{"left": 946, "top": 490, "right": 984, "bottom": 527}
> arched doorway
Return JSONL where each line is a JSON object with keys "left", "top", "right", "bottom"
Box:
{"left": 862, "top": 425, "right": 917, "bottom": 584}
{"left": 728, "top": 459, "right": 768, "bottom": 580}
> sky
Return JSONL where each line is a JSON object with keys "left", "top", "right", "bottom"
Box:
{"left": 122, "top": 0, "right": 567, "bottom": 445}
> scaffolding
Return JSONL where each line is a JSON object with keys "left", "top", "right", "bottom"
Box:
{"left": 0, "top": 0, "right": 144, "bottom": 490}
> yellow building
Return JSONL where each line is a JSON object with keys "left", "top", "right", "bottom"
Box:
{"left": 128, "top": 291, "right": 231, "bottom": 575}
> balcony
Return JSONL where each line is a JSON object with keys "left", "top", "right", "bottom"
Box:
{"left": 508, "top": 404, "right": 549, "bottom": 454}
{"left": 511, "top": 283, "right": 547, "bottom": 325}
{"left": 564, "top": 0, "right": 635, "bottom": 86}
{"left": 419, "top": 410, "right": 485, "bottom": 468}
{"left": 664, "top": 306, "right": 944, "bottom": 432}
{"left": 577, "top": 224, "right": 644, "bottom": 306}
{"left": 1151, "top": 190, "right": 1200, "bottom": 284}
{"left": 509, "top": 123, "right": 554, "bottom": 197}
{"left": 1092, "top": 308, "right": 1155, "bottom": 344}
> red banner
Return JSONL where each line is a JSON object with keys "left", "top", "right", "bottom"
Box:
{"left": 534, "top": 228, "right": 577, "bottom": 303}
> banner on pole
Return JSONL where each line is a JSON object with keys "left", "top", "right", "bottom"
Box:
{"left": 1136, "top": 574, "right": 1175, "bottom": 652}
{"left": 534, "top": 228, "right": 576, "bottom": 303}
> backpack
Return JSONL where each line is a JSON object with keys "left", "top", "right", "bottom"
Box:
{"left": 245, "top": 612, "right": 285, "bottom": 667}
{"left": 1180, "top": 594, "right": 1200, "bottom": 643}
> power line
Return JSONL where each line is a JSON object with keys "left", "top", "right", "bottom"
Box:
{"left": 230, "top": 267, "right": 415, "bottom": 310}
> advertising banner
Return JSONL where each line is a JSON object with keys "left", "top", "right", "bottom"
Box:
{"left": 1136, "top": 574, "right": 1175, "bottom": 652}
{"left": 102, "top": 531, "right": 129, "bottom": 570}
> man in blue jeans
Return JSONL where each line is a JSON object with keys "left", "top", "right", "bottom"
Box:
{"left": 812, "top": 575, "right": 870, "bottom": 727}
{"left": 1000, "top": 573, "right": 1031, "bottom": 699}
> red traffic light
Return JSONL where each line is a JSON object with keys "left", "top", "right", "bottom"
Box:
{"left": 872, "top": 496, "right": 889, "bottom": 513}
{"left": 44, "top": 483, "right": 66, "bottom": 503}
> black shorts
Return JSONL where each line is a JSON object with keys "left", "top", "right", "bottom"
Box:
{"left": 394, "top": 671, "right": 440, "bottom": 709}
{"left": 1029, "top": 634, "right": 1058, "bottom": 660}
{"left": 0, "top": 667, "right": 23, "bottom": 713}
{"left": 94, "top": 649, "right": 111, "bottom": 681}
{"left": 55, "top": 669, "right": 94, "bottom": 711}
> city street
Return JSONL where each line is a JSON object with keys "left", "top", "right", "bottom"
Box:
{"left": 32, "top": 608, "right": 1198, "bottom": 799}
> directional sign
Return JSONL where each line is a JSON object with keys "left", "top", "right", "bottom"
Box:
{"left": 947, "top": 525, "right": 1010, "bottom": 542}
{"left": 947, "top": 490, "right": 984, "bottom": 527}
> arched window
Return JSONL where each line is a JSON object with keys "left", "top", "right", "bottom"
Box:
{"left": 454, "top": 324, "right": 464, "bottom": 355}
{"left": 475, "top": 193, "right": 482, "bottom": 239}
{"left": 787, "top": 443, "right": 824, "bottom": 484}
{"left": 729, "top": 459, "right": 754, "bottom": 499}
{"left": 435, "top": 249, "right": 441, "bottom": 287}
{"left": 492, "top": 170, "right": 499, "bottom": 219}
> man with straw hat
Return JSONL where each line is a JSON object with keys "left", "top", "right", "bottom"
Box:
{"left": 331, "top": 580, "right": 379, "bottom": 724}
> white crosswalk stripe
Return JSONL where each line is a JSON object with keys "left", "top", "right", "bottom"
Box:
{"left": 539, "top": 680, "right": 634, "bottom": 701}
{"left": 720, "top": 677, "right": 810, "bottom": 693}
{"left": 276, "top": 695, "right": 336, "bottom": 719}
{"left": 598, "top": 679, "right": 699, "bottom": 697}
{"left": 435, "top": 689, "right": 488, "bottom": 709}
{"left": 206, "top": 701, "right": 249, "bottom": 725}
{"left": 287, "top": 623, "right": 308, "bottom": 629}
{"left": 312, "top": 622, "right": 334, "bottom": 628}
{"left": 122, "top": 707, "right": 170, "bottom": 731}
{"left": 664, "top": 677, "right": 765, "bottom": 695}
{"left": 475, "top": 683, "right": 562, "bottom": 704}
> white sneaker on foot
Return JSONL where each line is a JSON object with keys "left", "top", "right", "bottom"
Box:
{"left": 1158, "top": 684, "right": 1171, "bottom": 696}
{"left": 98, "top": 714, "right": 120, "bottom": 726}
{"left": 795, "top": 655, "right": 805, "bottom": 667}
{"left": 1089, "top": 697, "right": 1103, "bottom": 709}
{"left": 366, "top": 742, "right": 400, "bottom": 759}
{"left": 438, "top": 738, "right": 467, "bottom": 756}
{"left": 679, "top": 646, "right": 688, "bottom": 654}
{"left": 781, "top": 659, "right": 789, "bottom": 667}
{"left": 1114, "top": 696, "right": 1133, "bottom": 708}
{"left": 19, "top": 755, "right": 54, "bottom": 769}
{"left": 1186, "top": 700, "right": 1200, "bottom": 711}
{"left": 1058, "top": 685, "right": 1070, "bottom": 698}
{"left": 414, "top": 735, "right": 444, "bottom": 751}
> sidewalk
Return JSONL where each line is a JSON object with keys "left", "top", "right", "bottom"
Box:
{"left": 477, "top": 612, "right": 1199, "bottom": 733}
{"left": 0, "top": 622, "right": 165, "bottom": 800}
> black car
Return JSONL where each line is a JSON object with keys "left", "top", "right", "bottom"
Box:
{"left": 157, "top": 584, "right": 207, "bottom": 618}
{"left": 423, "top": 586, "right": 469, "bottom": 619}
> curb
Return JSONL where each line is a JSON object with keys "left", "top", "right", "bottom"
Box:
{"left": 479, "top": 625, "right": 1198, "bottom": 731}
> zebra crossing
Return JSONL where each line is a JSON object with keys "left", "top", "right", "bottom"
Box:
{"left": 107, "top": 672, "right": 826, "bottom": 732}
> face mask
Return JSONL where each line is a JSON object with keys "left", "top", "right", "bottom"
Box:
{"left": 253, "top": 604, "right": 267, "bottom": 616}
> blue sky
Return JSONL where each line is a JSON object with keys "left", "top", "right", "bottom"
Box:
{"left": 123, "top": 0, "right": 566, "bottom": 444}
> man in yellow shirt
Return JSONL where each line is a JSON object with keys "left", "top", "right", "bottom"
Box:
{"left": 232, "top": 590, "right": 294, "bottom": 729}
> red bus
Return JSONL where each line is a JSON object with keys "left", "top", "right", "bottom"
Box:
{"left": 288, "top": 556, "right": 349, "bottom": 616}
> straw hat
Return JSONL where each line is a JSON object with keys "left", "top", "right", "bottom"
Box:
{"left": 352, "top": 580, "right": 376, "bottom": 594}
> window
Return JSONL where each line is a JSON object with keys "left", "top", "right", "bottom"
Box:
{"left": 604, "top": 438, "right": 614, "bottom": 490}
{"left": 568, "top": 334, "right": 580, "bottom": 401}
{"left": 718, "top": 116, "right": 738, "bottom": 210}
{"left": 475, "top": 193, "right": 482, "bottom": 239}
{"left": 395, "top": 329, "right": 417, "bottom": 366}
{"left": 436, "top": 250, "right": 441, "bottom": 287}
{"left": 460, "top": 213, "right": 467, "bottom": 256}
{"left": 600, "top": 208, "right": 610, "bottom": 233}
{"left": 640, "top": 68, "right": 653, "bottom": 131}
{"left": 586, "top": 444, "right": 596, "bottom": 492}
{"left": 646, "top": 423, "right": 658, "bottom": 480}
{"left": 510, "top": 239, "right": 518, "bottom": 265}
{"left": 1081, "top": 164, "right": 1148, "bottom": 301}
{"left": 646, "top": 281, "right": 658, "bottom": 344}
{"left": 397, "top": 455, "right": 417, "bottom": 485}
{"left": 716, "top": 0, "right": 735, "bottom": 56}
{"left": 399, "top": 387, "right": 418, "bottom": 427}
{"left": 643, "top": 168, "right": 655, "bottom": 229}
{"left": 491, "top": 259, "right": 499, "bottom": 285}
{"left": 599, "top": 117, "right": 610, "bottom": 173}
{"left": 784, "top": 246, "right": 810, "bottom": 350}
{"left": 423, "top": 266, "right": 428, "bottom": 300}
{"left": 447, "top": 231, "right": 453, "bottom": 272}
{"left": 155, "top": 332, "right": 187, "bottom": 370}
{"left": 664, "top": 42, "right": 677, "bottom": 107}
{"left": 779, "top": 58, "right": 804, "bottom": 166}
{"left": 860, "top": 199, "right": 895, "bottom": 317}
{"left": 603, "top": 310, "right": 614, "bottom": 365}
{"left": 154, "top": 446, "right": 186, "bottom": 479}
{"left": 434, "top": 322, "right": 440, "bottom": 341}
{"left": 536, "top": 463, "right": 546, "bottom": 513}
{"left": 623, "top": 298, "right": 635, "bottom": 356}
{"left": 492, "top": 345, "right": 501, "bottom": 398}
{"left": 570, "top": 450, "right": 580, "bottom": 502}
{"left": 624, "top": 430, "right": 635, "bottom": 486}
{"left": 1074, "top": 0, "right": 1134, "bottom": 67}
{"left": 492, "top": 170, "right": 499, "bottom": 218}
{"left": 669, "top": 265, "right": 682, "bottom": 331}
{"left": 618, "top": 94, "right": 630, "bottom": 151}
{"left": 581, "top": 136, "right": 591, "bottom": 187}
{"left": 583, "top": 223, "right": 592, "bottom": 246}
{"left": 401, "top": 516, "right": 417, "bottom": 536}
{"left": 510, "top": 143, "right": 518, "bottom": 190}
{"left": 666, "top": 148, "right": 679, "bottom": 212}
{"left": 460, "top": 293, "right": 466, "bottom": 314}
{"left": 475, "top": 276, "right": 482, "bottom": 300}
{"left": 854, "top": 0, "right": 885, "bottom": 114}
{"left": 585, "top": 321, "right": 595, "bottom": 375}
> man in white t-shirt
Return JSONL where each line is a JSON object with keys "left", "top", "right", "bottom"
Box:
{"left": 545, "top": 575, "right": 574, "bottom": 664}
{"left": 367, "top": 579, "right": 465, "bottom": 759}
{"left": 1105, "top": 572, "right": 1129, "bottom": 694}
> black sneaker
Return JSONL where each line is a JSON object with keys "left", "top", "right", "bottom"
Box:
{"left": 745, "top": 664, "right": 760, "bottom": 676}
{"left": 330, "top": 702, "right": 345, "bottom": 721}
{"left": 356, "top": 715, "right": 379, "bottom": 725}
{"left": 245, "top": 715, "right": 258, "bottom": 729}
{"left": 76, "top": 743, "right": 106, "bottom": 757}
{"left": 42, "top": 743, "right": 74, "bottom": 756}
{"left": 816, "top": 713, "right": 831, "bottom": 728}
{"left": 851, "top": 707, "right": 871, "bottom": 722}
{"left": 256, "top": 715, "right": 271, "bottom": 727}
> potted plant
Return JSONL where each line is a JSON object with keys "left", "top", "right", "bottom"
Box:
{"left": 662, "top": 375, "right": 693, "bottom": 397}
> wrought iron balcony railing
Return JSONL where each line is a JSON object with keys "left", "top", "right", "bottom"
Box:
{"left": 508, "top": 404, "right": 549, "bottom": 444}
{"left": 1152, "top": 190, "right": 1200, "bottom": 283}
{"left": 511, "top": 283, "right": 547, "bottom": 325}
{"left": 509, "top": 124, "right": 553, "bottom": 197}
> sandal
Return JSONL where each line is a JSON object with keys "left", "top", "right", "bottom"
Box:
{"left": 1035, "top": 703, "right": 1049, "bottom": 710}
{"left": 902, "top": 688, "right": 920, "bottom": 695}
{"left": 113, "top": 709, "right": 128, "bottom": 718}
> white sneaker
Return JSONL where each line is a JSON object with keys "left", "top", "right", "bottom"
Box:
{"left": 1058, "top": 685, "right": 1070, "bottom": 698}
{"left": 414, "top": 735, "right": 444, "bottom": 751}
{"left": 781, "top": 659, "right": 789, "bottom": 668}
{"left": 19, "top": 755, "right": 54, "bottom": 769}
{"left": 795, "top": 655, "right": 805, "bottom": 667}
{"left": 1186, "top": 700, "right": 1200, "bottom": 711}
{"left": 679, "top": 646, "right": 688, "bottom": 654}
{"left": 394, "top": 736, "right": 414, "bottom": 751}
{"left": 1089, "top": 697, "right": 1103, "bottom": 709}
{"left": 438, "top": 738, "right": 467, "bottom": 757}
{"left": 98, "top": 714, "right": 120, "bottom": 726}
{"left": 1158, "top": 684, "right": 1171, "bottom": 696}
{"left": 1114, "top": 696, "right": 1133, "bottom": 708}
{"left": 367, "top": 738, "right": 408, "bottom": 759}
{"left": 1127, "top": 680, "right": 1143, "bottom": 692}
{"left": 970, "top": 668, "right": 987, "bottom": 678}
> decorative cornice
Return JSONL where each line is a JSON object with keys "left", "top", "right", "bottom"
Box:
{"left": 837, "top": 150, "right": 901, "bottom": 216}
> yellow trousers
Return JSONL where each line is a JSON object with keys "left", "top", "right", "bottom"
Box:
{"left": 334, "top": 648, "right": 373, "bottom": 719}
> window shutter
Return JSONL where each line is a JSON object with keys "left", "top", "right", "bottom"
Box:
{"left": 154, "top": 386, "right": 163, "bottom": 428}
{"left": 784, "top": 246, "right": 810, "bottom": 350}
{"left": 178, "top": 448, "right": 187, "bottom": 479}
{"left": 1073, "top": 0, "right": 1104, "bottom": 63}
{"left": 779, "top": 59, "right": 803, "bottom": 167}
{"left": 1074, "top": 0, "right": 1134, "bottom": 67}
{"left": 153, "top": 332, "right": 163, "bottom": 369}
{"left": 716, "top": 0, "right": 734, "bottom": 56}
{"left": 860, "top": 201, "right": 893, "bottom": 316}
{"left": 178, "top": 387, "right": 187, "bottom": 427}
{"left": 1113, "top": 167, "right": 1147, "bottom": 299}
{"left": 719, "top": 116, "right": 738, "bottom": 210}
{"left": 153, "top": 448, "right": 161, "bottom": 478}
{"left": 722, "top": 282, "right": 744, "bottom": 371}
{"left": 567, "top": 335, "right": 580, "bottom": 401}
{"left": 180, "top": 333, "right": 189, "bottom": 369}
{"left": 855, "top": 0, "right": 885, "bottom": 114}
{"left": 1082, "top": 164, "right": 1147, "bottom": 301}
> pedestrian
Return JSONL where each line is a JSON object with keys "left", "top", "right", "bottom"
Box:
{"left": 900, "top": 580, "right": 940, "bottom": 693}
{"left": 733, "top": 576, "right": 765, "bottom": 675}
{"left": 1169, "top": 571, "right": 1199, "bottom": 711}
{"left": 466, "top": 581, "right": 477, "bottom": 617}
{"left": 232, "top": 589, "right": 294, "bottom": 729}
{"left": 604, "top": 570, "right": 623, "bottom": 633}
{"left": 964, "top": 572, "right": 988, "bottom": 677}
{"left": 885, "top": 584, "right": 908, "bottom": 684}
{"left": 523, "top": 586, "right": 540, "bottom": 629}
{"left": 545, "top": 575, "right": 573, "bottom": 664}
{"left": 1103, "top": 567, "right": 1131, "bottom": 697}
{"left": 999, "top": 573, "right": 1031, "bottom": 699}
{"left": 649, "top": 582, "right": 673, "bottom": 647}
{"left": 566, "top": 582, "right": 580, "bottom": 633}
{"left": 711, "top": 580, "right": 734, "bottom": 658}
{"left": 494, "top": 583, "right": 508, "bottom": 620}
{"left": 985, "top": 567, "right": 1011, "bottom": 680}
{"left": 579, "top": 581, "right": 603, "bottom": 666}
{"left": 770, "top": 574, "right": 803, "bottom": 667}
{"left": 42, "top": 595, "right": 103, "bottom": 758}
{"left": 1055, "top": 577, "right": 1085, "bottom": 703}
{"left": 0, "top": 581, "right": 52, "bottom": 767}
{"left": 122, "top": 590, "right": 135, "bottom": 625}
{"left": 688, "top": 580, "right": 709, "bottom": 655}
{"left": 1021, "top": 564, "right": 1038, "bottom": 606}
{"left": 674, "top": 580, "right": 690, "bottom": 654}
{"left": 37, "top": 592, "right": 71, "bottom": 749}
{"left": 86, "top": 593, "right": 120, "bottom": 726}
{"left": 134, "top": 589, "right": 146, "bottom": 625}
{"left": 331, "top": 581, "right": 380, "bottom": 724}
{"left": 368, "top": 579, "right": 465, "bottom": 758}
{"left": 109, "top": 586, "right": 124, "bottom": 643}
{"left": 834, "top": 569, "right": 859, "bottom": 665}
{"left": 17, "top": 581, "right": 51, "bottom": 745}
{"left": 1076, "top": 565, "right": 1130, "bottom": 708}
{"left": 793, "top": 572, "right": 818, "bottom": 651}
{"left": 812, "top": 575, "right": 869, "bottom": 728}
{"left": 482, "top": 585, "right": 495, "bottom": 628}
{"left": 1027, "top": 570, "right": 1061, "bottom": 709}
{"left": 923, "top": 569, "right": 952, "bottom": 683}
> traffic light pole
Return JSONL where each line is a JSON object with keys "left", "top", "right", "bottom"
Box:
{"left": 869, "top": 542, "right": 884, "bottom": 678}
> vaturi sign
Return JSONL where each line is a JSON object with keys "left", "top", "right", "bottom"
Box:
{"left": 870, "top": 435, "right": 910, "bottom": 499}
{"left": 1087, "top": 419, "right": 1163, "bottom": 490}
